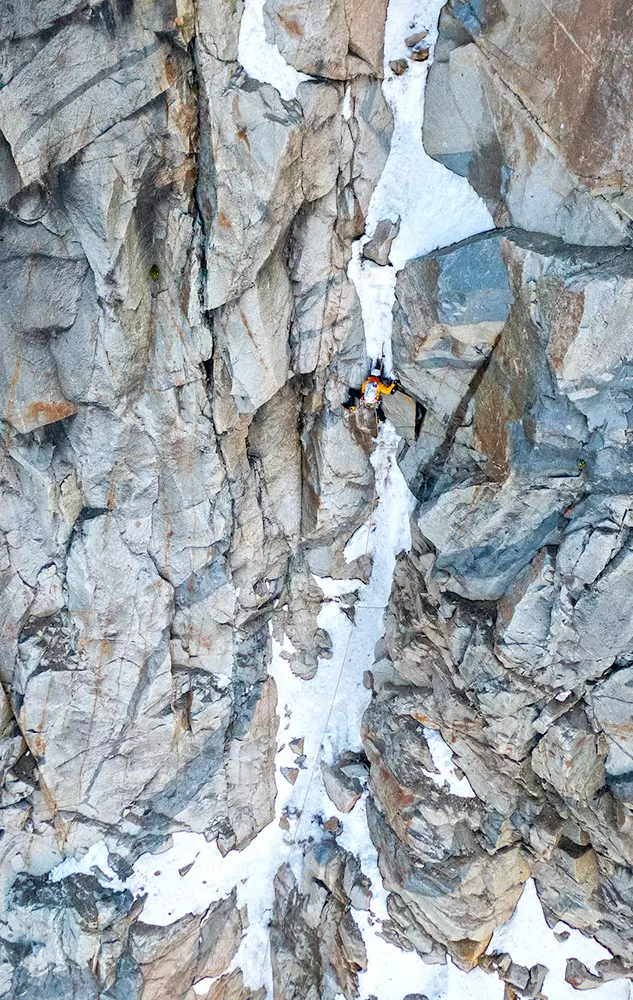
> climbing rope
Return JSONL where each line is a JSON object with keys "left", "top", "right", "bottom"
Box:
{"left": 255, "top": 419, "right": 381, "bottom": 992}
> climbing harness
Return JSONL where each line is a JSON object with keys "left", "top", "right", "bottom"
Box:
{"left": 344, "top": 359, "right": 400, "bottom": 418}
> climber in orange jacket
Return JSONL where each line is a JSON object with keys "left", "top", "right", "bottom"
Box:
{"left": 344, "top": 366, "right": 399, "bottom": 419}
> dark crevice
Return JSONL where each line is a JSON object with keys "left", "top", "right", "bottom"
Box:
{"left": 413, "top": 339, "right": 499, "bottom": 503}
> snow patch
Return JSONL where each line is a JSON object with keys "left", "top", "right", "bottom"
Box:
{"left": 360, "top": 923, "right": 504, "bottom": 1000}
{"left": 423, "top": 726, "right": 476, "bottom": 798}
{"left": 50, "top": 840, "right": 124, "bottom": 888}
{"left": 238, "top": 0, "right": 309, "bottom": 101}
{"left": 348, "top": 248, "right": 398, "bottom": 372}
{"left": 342, "top": 84, "right": 352, "bottom": 121}
{"left": 370, "top": 0, "right": 493, "bottom": 270}
{"left": 312, "top": 575, "right": 363, "bottom": 599}
{"left": 349, "top": 0, "right": 493, "bottom": 372}
{"left": 193, "top": 978, "right": 216, "bottom": 996}
{"left": 489, "top": 878, "right": 632, "bottom": 1000}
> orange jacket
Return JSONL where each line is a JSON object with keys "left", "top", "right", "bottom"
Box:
{"left": 361, "top": 375, "right": 396, "bottom": 400}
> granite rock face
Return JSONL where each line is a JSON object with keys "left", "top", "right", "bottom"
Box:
{"left": 370, "top": 223, "right": 633, "bottom": 968}
{"left": 271, "top": 843, "right": 371, "bottom": 999}
{"left": 3, "top": 0, "right": 633, "bottom": 997}
{"left": 0, "top": 0, "right": 390, "bottom": 995}
{"left": 424, "top": 0, "right": 633, "bottom": 246}
{"left": 263, "top": 0, "right": 389, "bottom": 79}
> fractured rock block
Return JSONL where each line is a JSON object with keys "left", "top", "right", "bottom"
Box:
{"left": 362, "top": 218, "right": 400, "bottom": 266}
{"left": 532, "top": 711, "right": 605, "bottom": 804}
{"left": 501, "top": 961, "right": 530, "bottom": 991}
{"left": 214, "top": 250, "right": 292, "bottom": 412}
{"left": 0, "top": 22, "right": 176, "bottom": 187}
{"left": 528, "top": 807, "right": 563, "bottom": 860}
{"left": 263, "top": 0, "right": 389, "bottom": 79}
{"left": 527, "top": 963, "right": 548, "bottom": 997}
{"left": 555, "top": 844, "right": 599, "bottom": 890}
{"left": 590, "top": 665, "right": 633, "bottom": 801}
{"left": 565, "top": 957, "right": 604, "bottom": 990}
{"left": 424, "top": 6, "right": 631, "bottom": 244}
{"left": 393, "top": 231, "right": 510, "bottom": 428}
{"left": 131, "top": 894, "right": 243, "bottom": 1000}
{"left": 321, "top": 753, "right": 366, "bottom": 813}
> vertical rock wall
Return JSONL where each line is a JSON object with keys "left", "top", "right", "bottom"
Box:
{"left": 363, "top": 0, "right": 633, "bottom": 989}
{"left": 0, "top": 0, "right": 391, "bottom": 995}
{"left": 2, "top": 0, "right": 633, "bottom": 997}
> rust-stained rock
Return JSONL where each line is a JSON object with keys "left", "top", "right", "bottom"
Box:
{"left": 405, "top": 30, "right": 428, "bottom": 47}
{"left": 323, "top": 815, "right": 343, "bottom": 835}
{"left": 424, "top": 1, "right": 633, "bottom": 245}
{"left": 263, "top": 0, "right": 389, "bottom": 79}
{"left": 409, "top": 45, "right": 429, "bottom": 62}
{"left": 390, "top": 58, "right": 408, "bottom": 75}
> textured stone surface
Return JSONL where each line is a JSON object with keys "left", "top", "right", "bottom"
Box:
{"left": 131, "top": 894, "right": 244, "bottom": 1000}
{"left": 0, "top": 0, "right": 390, "bottom": 991}
{"left": 271, "top": 843, "right": 370, "bottom": 1000}
{"left": 369, "top": 221, "right": 633, "bottom": 969}
{"left": 4, "top": 0, "right": 633, "bottom": 996}
{"left": 424, "top": 1, "right": 633, "bottom": 245}
{"left": 263, "top": 0, "right": 389, "bottom": 79}
{"left": 362, "top": 218, "right": 400, "bottom": 265}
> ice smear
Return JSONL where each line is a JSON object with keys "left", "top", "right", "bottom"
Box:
{"left": 237, "top": 0, "right": 309, "bottom": 101}
{"left": 349, "top": 0, "right": 493, "bottom": 373}
{"left": 489, "top": 879, "right": 632, "bottom": 1000}
{"left": 423, "top": 726, "right": 476, "bottom": 798}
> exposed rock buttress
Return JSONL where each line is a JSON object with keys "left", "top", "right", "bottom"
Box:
{"left": 2, "top": 0, "right": 633, "bottom": 998}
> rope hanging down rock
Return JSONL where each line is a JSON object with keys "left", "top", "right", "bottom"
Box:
{"left": 256, "top": 421, "right": 380, "bottom": 990}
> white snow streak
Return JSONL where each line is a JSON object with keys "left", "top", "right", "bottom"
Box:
{"left": 50, "top": 840, "right": 124, "bottom": 888}
{"left": 423, "top": 726, "right": 476, "bottom": 798}
{"left": 312, "top": 574, "right": 363, "bottom": 599}
{"left": 237, "top": 0, "right": 309, "bottom": 101}
{"left": 370, "top": 0, "right": 493, "bottom": 270}
{"left": 349, "top": 0, "right": 493, "bottom": 372}
{"left": 348, "top": 248, "right": 398, "bottom": 372}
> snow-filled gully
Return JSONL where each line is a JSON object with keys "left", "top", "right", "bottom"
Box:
{"left": 50, "top": 2, "right": 633, "bottom": 998}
